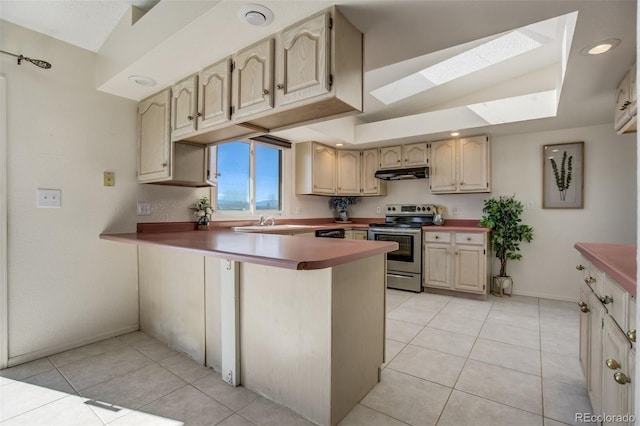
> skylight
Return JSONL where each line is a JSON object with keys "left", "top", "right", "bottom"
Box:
{"left": 371, "top": 30, "right": 544, "bottom": 105}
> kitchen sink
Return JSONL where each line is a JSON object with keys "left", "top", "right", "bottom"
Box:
{"left": 232, "top": 224, "right": 314, "bottom": 232}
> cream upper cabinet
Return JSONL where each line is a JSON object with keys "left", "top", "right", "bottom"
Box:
{"left": 198, "top": 58, "right": 232, "bottom": 131}
{"left": 296, "top": 142, "right": 336, "bottom": 195}
{"left": 171, "top": 75, "right": 198, "bottom": 140}
{"left": 430, "top": 135, "right": 490, "bottom": 194}
{"left": 615, "top": 64, "right": 637, "bottom": 134}
{"left": 337, "top": 150, "right": 360, "bottom": 194}
{"left": 138, "top": 89, "right": 171, "bottom": 183}
{"left": 429, "top": 139, "right": 457, "bottom": 192}
{"left": 403, "top": 142, "right": 429, "bottom": 167}
{"left": 361, "top": 149, "right": 386, "bottom": 195}
{"left": 424, "top": 231, "right": 488, "bottom": 296}
{"left": 232, "top": 38, "right": 275, "bottom": 121}
{"left": 379, "top": 146, "right": 403, "bottom": 169}
{"left": 276, "top": 12, "right": 330, "bottom": 107}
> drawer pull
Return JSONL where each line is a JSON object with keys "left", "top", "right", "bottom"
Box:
{"left": 614, "top": 372, "right": 631, "bottom": 385}
{"left": 599, "top": 295, "right": 613, "bottom": 305}
{"left": 580, "top": 305, "right": 590, "bottom": 313}
{"left": 606, "top": 358, "right": 621, "bottom": 370}
{"left": 576, "top": 264, "right": 585, "bottom": 271}
{"left": 467, "top": 237, "right": 471, "bottom": 241}
{"left": 435, "top": 236, "right": 439, "bottom": 239}
{"left": 584, "top": 277, "right": 595, "bottom": 285}
{"left": 627, "top": 329, "right": 636, "bottom": 343}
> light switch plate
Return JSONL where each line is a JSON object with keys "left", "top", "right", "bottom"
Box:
{"left": 36, "top": 189, "right": 61, "bottom": 208}
{"left": 103, "top": 172, "right": 115, "bottom": 187}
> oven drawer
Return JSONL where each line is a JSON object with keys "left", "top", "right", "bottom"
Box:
{"left": 455, "top": 232, "right": 485, "bottom": 245}
{"left": 425, "top": 232, "right": 451, "bottom": 243}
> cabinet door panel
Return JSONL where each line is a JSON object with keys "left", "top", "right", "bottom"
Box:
{"left": 139, "top": 89, "right": 171, "bottom": 182}
{"left": 403, "top": 142, "right": 428, "bottom": 167}
{"left": 579, "top": 284, "right": 590, "bottom": 376}
{"left": 233, "top": 39, "right": 274, "bottom": 120}
{"left": 459, "top": 136, "right": 489, "bottom": 192}
{"left": 199, "top": 58, "right": 231, "bottom": 130}
{"left": 337, "top": 151, "right": 360, "bottom": 194}
{"left": 602, "top": 315, "right": 632, "bottom": 425}
{"left": 278, "top": 12, "right": 330, "bottom": 106}
{"left": 587, "top": 290, "right": 605, "bottom": 415}
{"left": 429, "top": 140, "right": 456, "bottom": 192}
{"left": 615, "top": 71, "right": 632, "bottom": 131}
{"left": 312, "top": 144, "right": 336, "bottom": 194}
{"left": 424, "top": 244, "right": 451, "bottom": 289}
{"left": 361, "top": 149, "right": 381, "bottom": 195}
{"left": 453, "top": 245, "right": 484, "bottom": 293}
{"left": 171, "top": 76, "right": 198, "bottom": 139}
{"left": 379, "top": 146, "right": 402, "bottom": 169}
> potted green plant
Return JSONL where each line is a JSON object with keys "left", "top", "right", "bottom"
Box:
{"left": 329, "top": 196, "right": 358, "bottom": 222}
{"left": 190, "top": 196, "right": 214, "bottom": 230}
{"left": 478, "top": 195, "right": 533, "bottom": 296}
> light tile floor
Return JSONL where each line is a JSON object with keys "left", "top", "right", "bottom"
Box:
{"left": 0, "top": 290, "right": 591, "bottom": 426}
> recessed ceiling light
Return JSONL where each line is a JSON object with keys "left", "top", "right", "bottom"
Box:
{"left": 128, "top": 75, "right": 156, "bottom": 87}
{"left": 237, "top": 4, "right": 274, "bottom": 26}
{"left": 336, "top": 143, "right": 344, "bottom": 147}
{"left": 450, "top": 132, "right": 460, "bottom": 137}
{"left": 580, "top": 38, "right": 621, "bottom": 55}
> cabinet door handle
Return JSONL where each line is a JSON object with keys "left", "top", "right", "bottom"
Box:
{"left": 584, "top": 277, "right": 595, "bottom": 285}
{"left": 627, "top": 329, "right": 636, "bottom": 342}
{"left": 161, "top": 162, "right": 168, "bottom": 168}
{"left": 262, "top": 89, "right": 269, "bottom": 95}
{"left": 276, "top": 84, "right": 284, "bottom": 90}
{"left": 614, "top": 372, "right": 631, "bottom": 385}
{"left": 580, "top": 305, "right": 590, "bottom": 313}
{"left": 599, "top": 295, "right": 613, "bottom": 304}
{"left": 196, "top": 112, "right": 202, "bottom": 117}
{"left": 576, "top": 264, "right": 585, "bottom": 271}
{"left": 578, "top": 301, "right": 586, "bottom": 308}
{"left": 606, "top": 358, "right": 621, "bottom": 370}
{"left": 187, "top": 115, "right": 194, "bottom": 121}
{"left": 455, "top": 250, "right": 459, "bottom": 255}
{"left": 467, "top": 237, "right": 471, "bottom": 241}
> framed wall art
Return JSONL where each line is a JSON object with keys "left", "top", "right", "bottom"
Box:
{"left": 543, "top": 141, "right": 584, "bottom": 209}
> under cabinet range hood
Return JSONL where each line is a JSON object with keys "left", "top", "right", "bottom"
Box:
{"left": 374, "top": 167, "right": 429, "bottom": 180}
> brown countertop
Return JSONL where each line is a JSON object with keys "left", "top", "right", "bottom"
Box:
{"left": 101, "top": 229, "right": 397, "bottom": 271}
{"left": 574, "top": 242, "right": 636, "bottom": 298}
{"left": 423, "top": 219, "right": 490, "bottom": 233}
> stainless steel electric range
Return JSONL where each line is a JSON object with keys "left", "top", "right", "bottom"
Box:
{"left": 368, "top": 204, "right": 436, "bottom": 292}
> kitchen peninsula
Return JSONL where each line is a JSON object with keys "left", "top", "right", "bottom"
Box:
{"left": 100, "top": 227, "right": 398, "bottom": 425}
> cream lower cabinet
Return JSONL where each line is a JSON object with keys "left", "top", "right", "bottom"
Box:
{"left": 577, "top": 258, "right": 636, "bottom": 422}
{"left": 424, "top": 231, "right": 488, "bottom": 297}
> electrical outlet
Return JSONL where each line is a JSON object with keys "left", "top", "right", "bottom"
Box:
{"left": 376, "top": 206, "right": 381, "bottom": 214}
{"left": 36, "top": 189, "right": 61, "bottom": 208}
{"left": 103, "top": 171, "right": 115, "bottom": 187}
{"left": 137, "top": 202, "right": 151, "bottom": 215}
{"left": 452, "top": 207, "right": 460, "bottom": 216}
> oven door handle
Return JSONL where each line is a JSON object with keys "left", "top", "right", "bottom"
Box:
{"left": 387, "top": 273, "right": 415, "bottom": 280}
{"left": 369, "top": 228, "right": 422, "bottom": 235}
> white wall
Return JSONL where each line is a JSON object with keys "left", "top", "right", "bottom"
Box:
{"left": 1, "top": 21, "right": 142, "bottom": 364}
{"left": 354, "top": 124, "right": 637, "bottom": 301}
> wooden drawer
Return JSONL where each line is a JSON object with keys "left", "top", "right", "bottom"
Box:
{"left": 603, "top": 274, "right": 629, "bottom": 330}
{"left": 454, "top": 232, "right": 485, "bottom": 245}
{"left": 425, "top": 232, "right": 451, "bottom": 243}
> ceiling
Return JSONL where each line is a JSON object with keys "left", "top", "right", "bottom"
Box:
{"left": 0, "top": 0, "right": 636, "bottom": 147}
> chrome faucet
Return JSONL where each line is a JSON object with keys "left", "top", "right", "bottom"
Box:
{"left": 258, "top": 214, "right": 277, "bottom": 226}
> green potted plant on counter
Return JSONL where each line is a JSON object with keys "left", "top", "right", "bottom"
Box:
{"left": 479, "top": 194, "right": 533, "bottom": 296}
{"left": 329, "top": 196, "right": 358, "bottom": 222}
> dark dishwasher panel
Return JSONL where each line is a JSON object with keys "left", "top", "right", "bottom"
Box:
{"left": 315, "top": 228, "right": 345, "bottom": 238}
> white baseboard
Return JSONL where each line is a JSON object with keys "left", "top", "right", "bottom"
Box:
{"left": 512, "top": 290, "right": 578, "bottom": 303}
{"left": 5, "top": 324, "right": 139, "bottom": 368}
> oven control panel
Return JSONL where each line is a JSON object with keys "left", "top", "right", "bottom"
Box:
{"left": 386, "top": 204, "right": 436, "bottom": 215}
